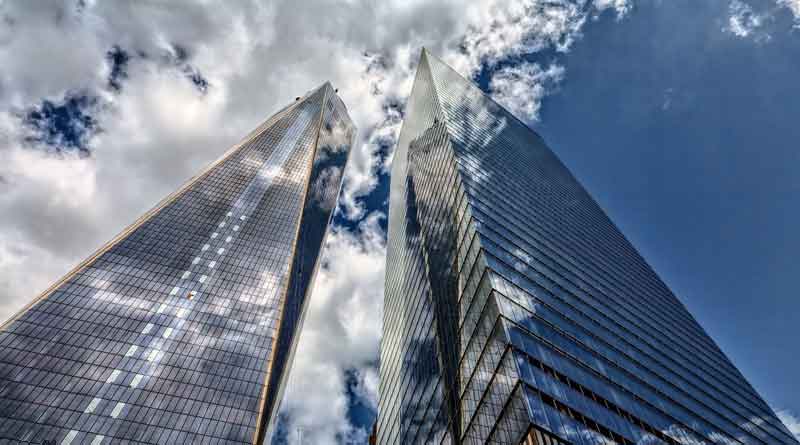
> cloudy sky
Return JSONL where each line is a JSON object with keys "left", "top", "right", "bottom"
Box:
{"left": 0, "top": 0, "right": 799, "bottom": 443}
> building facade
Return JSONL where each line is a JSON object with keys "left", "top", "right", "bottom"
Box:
{"left": 377, "top": 50, "right": 799, "bottom": 445}
{"left": 0, "top": 82, "right": 355, "bottom": 445}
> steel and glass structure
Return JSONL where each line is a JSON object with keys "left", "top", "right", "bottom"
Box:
{"left": 0, "top": 82, "right": 355, "bottom": 445}
{"left": 377, "top": 49, "right": 799, "bottom": 445}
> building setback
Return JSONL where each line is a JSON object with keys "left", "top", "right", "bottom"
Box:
{"left": 0, "top": 82, "right": 355, "bottom": 445}
{"left": 376, "top": 49, "right": 799, "bottom": 445}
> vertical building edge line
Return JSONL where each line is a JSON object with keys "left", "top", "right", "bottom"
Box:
{"left": 261, "top": 90, "right": 359, "bottom": 441}
{"left": 252, "top": 83, "right": 332, "bottom": 445}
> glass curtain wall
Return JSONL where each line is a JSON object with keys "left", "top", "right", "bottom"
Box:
{"left": 377, "top": 50, "right": 799, "bottom": 445}
{"left": 0, "top": 82, "right": 355, "bottom": 445}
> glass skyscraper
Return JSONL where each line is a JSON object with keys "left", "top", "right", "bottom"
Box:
{"left": 377, "top": 50, "right": 798, "bottom": 445}
{"left": 0, "top": 82, "right": 355, "bottom": 445}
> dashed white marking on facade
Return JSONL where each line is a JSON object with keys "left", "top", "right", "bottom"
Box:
{"left": 110, "top": 402, "right": 125, "bottom": 418}
{"left": 61, "top": 430, "right": 78, "bottom": 445}
{"left": 106, "top": 370, "right": 121, "bottom": 383}
{"left": 67, "top": 111, "right": 311, "bottom": 430}
{"left": 84, "top": 397, "right": 102, "bottom": 414}
{"left": 147, "top": 349, "right": 160, "bottom": 362}
{"left": 130, "top": 374, "right": 144, "bottom": 388}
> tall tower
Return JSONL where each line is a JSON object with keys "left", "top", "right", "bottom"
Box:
{"left": 377, "top": 50, "right": 799, "bottom": 445}
{"left": 0, "top": 82, "right": 355, "bottom": 445}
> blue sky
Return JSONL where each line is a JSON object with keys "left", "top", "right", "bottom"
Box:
{"left": 0, "top": 0, "right": 798, "bottom": 443}
{"left": 528, "top": 0, "right": 800, "bottom": 416}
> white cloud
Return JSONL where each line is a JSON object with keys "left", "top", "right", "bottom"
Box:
{"left": 726, "top": 0, "right": 772, "bottom": 41}
{"left": 489, "top": 62, "right": 565, "bottom": 122}
{"left": 440, "top": 0, "right": 628, "bottom": 125}
{"left": 0, "top": 0, "right": 634, "bottom": 442}
{"left": 278, "top": 213, "right": 385, "bottom": 445}
{"left": 722, "top": 0, "right": 800, "bottom": 41}
{"left": 445, "top": 0, "right": 586, "bottom": 75}
{"left": 777, "top": 410, "right": 800, "bottom": 440}
{"left": 593, "top": 0, "right": 633, "bottom": 18}
{"left": 778, "top": 0, "right": 800, "bottom": 25}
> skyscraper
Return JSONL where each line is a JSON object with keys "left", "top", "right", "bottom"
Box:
{"left": 377, "top": 50, "right": 799, "bottom": 445}
{"left": 0, "top": 82, "right": 355, "bottom": 445}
